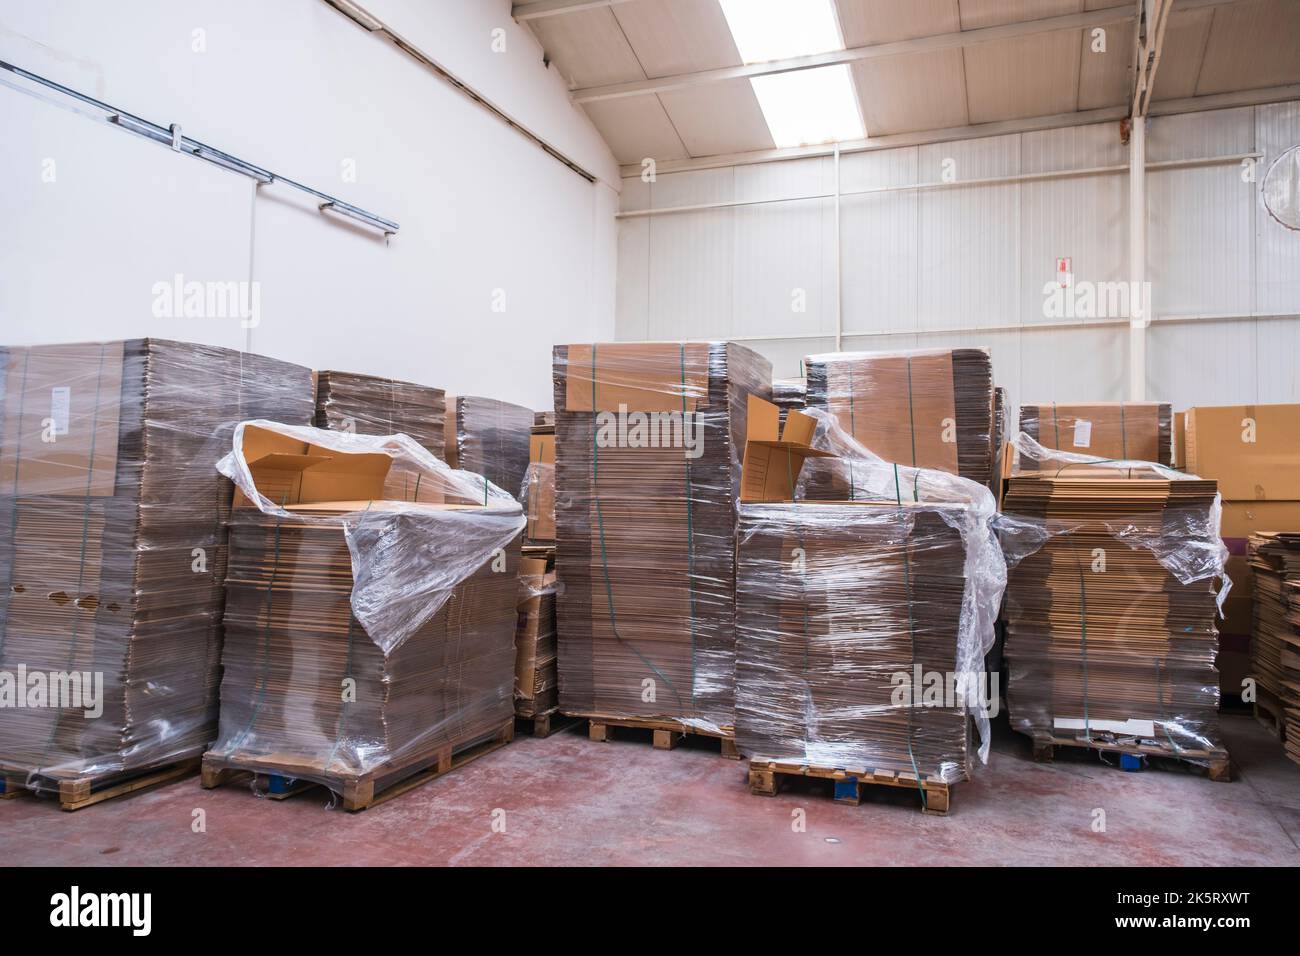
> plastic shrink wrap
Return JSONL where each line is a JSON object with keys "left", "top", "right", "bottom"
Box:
{"left": 205, "top": 421, "right": 524, "bottom": 800}
{"left": 0, "top": 340, "right": 314, "bottom": 796}
{"left": 735, "top": 397, "right": 1006, "bottom": 783}
{"left": 552, "top": 342, "right": 771, "bottom": 735}
{"left": 520, "top": 414, "right": 555, "bottom": 546}
{"left": 515, "top": 557, "right": 559, "bottom": 721}
{"left": 1245, "top": 532, "right": 1300, "bottom": 765}
{"left": 998, "top": 433, "right": 1229, "bottom": 766}
{"left": 804, "top": 348, "right": 994, "bottom": 489}
{"left": 446, "top": 395, "right": 533, "bottom": 500}
{"left": 315, "top": 369, "right": 447, "bottom": 459}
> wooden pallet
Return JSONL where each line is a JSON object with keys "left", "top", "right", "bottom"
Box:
{"left": 748, "top": 760, "right": 953, "bottom": 815}
{"left": 0, "top": 757, "right": 201, "bottom": 811}
{"left": 201, "top": 718, "right": 514, "bottom": 812}
{"left": 1030, "top": 734, "right": 1231, "bottom": 781}
{"left": 514, "top": 708, "right": 577, "bottom": 739}
{"left": 579, "top": 715, "right": 741, "bottom": 759}
{"left": 1253, "top": 687, "right": 1286, "bottom": 742}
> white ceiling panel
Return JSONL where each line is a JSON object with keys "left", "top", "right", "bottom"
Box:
{"left": 582, "top": 94, "right": 688, "bottom": 164}
{"left": 613, "top": 0, "right": 743, "bottom": 76}
{"left": 528, "top": 6, "right": 645, "bottom": 88}
{"left": 964, "top": 30, "right": 1083, "bottom": 123}
{"left": 958, "top": 0, "right": 1083, "bottom": 31}
{"left": 658, "top": 78, "right": 777, "bottom": 155}
{"left": 851, "top": 50, "right": 969, "bottom": 135}
{"left": 1150, "top": 7, "right": 1216, "bottom": 102}
{"left": 1194, "top": 0, "right": 1300, "bottom": 95}
{"left": 835, "top": 0, "right": 960, "bottom": 45}
{"left": 1076, "top": 17, "right": 1133, "bottom": 109}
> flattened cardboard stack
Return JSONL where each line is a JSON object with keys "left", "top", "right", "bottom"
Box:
{"left": 523, "top": 415, "right": 555, "bottom": 546}
{"left": 0, "top": 340, "right": 313, "bottom": 792}
{"left": 803, "top": 348, "right": 994, "bottom": 489}
{"left": 1248, "top": 532, "right": 1300, "bottom": 760}
{"left": 735, "top": 398, "right": 975, "bottom": 788}
{"left": 772, "top": 377, "right": 806, "bottom": 428}
{"left": 446, "top": 394, "right": 533, "bottom": 498}
{"left": 1185, "top": 404, "right": 1300, "bottom": 700}
{"left": 1018, "top": 402, "right": 1172, "bottom": 468}
{"left": 515, "top": 555, "right": 558, "bottom": 722}
{"left": 207, "top": 425, "right": 520, "bottom": 806}
{"left": 552, "top": 342, "right": 771, "bottom": 734}
{"left": 315, "top": 370, "right": 446, "bottom": 458}
{"left": 1003, "top": 475, "right": 1226, "bottom": 763}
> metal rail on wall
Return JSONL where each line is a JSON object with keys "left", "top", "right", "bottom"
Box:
{"left": 0, "top": 59, "right": 401, "bottom": 236}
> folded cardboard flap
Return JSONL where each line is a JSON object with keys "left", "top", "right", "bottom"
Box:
{"left": 234, "top": 424, "right": 393, "bottom": 508}
{"left": 740, "top": 395, "right": 834, "bottom": 502}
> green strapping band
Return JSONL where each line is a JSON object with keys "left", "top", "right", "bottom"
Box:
{"left": 589, "top": 345, "right": 684, "bottom": 708}
{"left": 1120, "top": 402, "right": 1128, "bottom": 461}
{"left": 893, "top": 463, "right": 928, "bottom": 810}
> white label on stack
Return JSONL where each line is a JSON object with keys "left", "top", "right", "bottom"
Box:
{"left": 1072, "top": 419, "right": 1092, "bottom": 448}
{"left": 50, "top": 386, "right": 71, "bottom": 436}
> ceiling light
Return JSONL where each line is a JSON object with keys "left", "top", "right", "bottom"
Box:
{"left": 719, "top": 0, "right": 844, "bottom": 63}
{"left": 750, "top": 65, "right": 865, "bottom": 148}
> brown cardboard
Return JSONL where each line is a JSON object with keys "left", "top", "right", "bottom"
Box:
{"left": 1018, "top": 401, "right": 1169, "bottom": 465}
{"left": 233, "top": 425, "right": 392, "bottom": 509}
{"left": 0, "top": 342, "right": 126, "bottom": 496}
{"left": 1185, "top": 404, "right": 1300, "bottom": 500}
{"left": 739, "top": 395, "right": 834, "bottom": 503}
{"left": 525, "top": 431, "right": 555, "bottom": 541}
{"left": 1173, "top": 411, "right": 1186, "bottom": 469}
{"left": 562, "top": 342, "right": 710, "bottom": 413}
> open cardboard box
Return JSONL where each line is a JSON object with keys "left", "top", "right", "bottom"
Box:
{"left": 740, "top": 395, "right": 837, "bottom": 502}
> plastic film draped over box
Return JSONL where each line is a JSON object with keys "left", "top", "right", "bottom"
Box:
{"left": 999, "top": 434, "right": 1229, "bottom": 764}
{"left": 552, "top": 342, "right": 771, "bottom": 733}
{"left": 207, "top": 422, "right": 525, "bottom": 795}
{"left": 0, "top": 339, "right": 314, "bottom": 788}
{"left": 734, "top": 404, "right": 1006, "bottom": 781}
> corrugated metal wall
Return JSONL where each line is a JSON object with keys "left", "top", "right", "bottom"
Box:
{"left": 616, "top": 103, "right": 1300, "bottom": 412}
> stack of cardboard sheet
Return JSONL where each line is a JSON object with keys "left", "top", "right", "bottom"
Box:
{"left": 734, "top": 398, "right": 976, "bottom": 783}
{"left": 515, "top": 555, "right": 558, "bottom": 722}
{"left": 315, "top": 370, "right": 446, "bottom": 458}
{"left": 0, "top": 340, "right": 313, "bottom": 790}
{"left": 803, "top": 348, "right": 994, "bottom": 488}
{"left": 1184, "top": 404, "right": 1300, "bottom": 700}
{"left": 446, "top": 395, "right": 534, "bottom": 499}
{"left": 1018, "top": 402, "right": 1172, "bottom": 468}
{"left": 208, "top": 425, "right": 520, "bottom": 802}
{"left": 523, "top": 415, "right": 555, "bottom": 547}
{"left": 552, "top": 342, "right": 771, "bottom": 734}
{"left": 1248, "top": 532, "right": 1300, "bottom": 762}
{"left": 772, "top": 377, "right": 806, "bottom": 428}
{"left": 1003, "top": 475, "right": 1225, "bottom": 760}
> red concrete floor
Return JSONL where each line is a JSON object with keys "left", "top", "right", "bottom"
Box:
{"left": 2, "top": 713, "right": 1297, "bottom": 866}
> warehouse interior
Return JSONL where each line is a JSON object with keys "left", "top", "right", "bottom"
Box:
{"left": 2, "top": 0, "right": 1299, "bottom": 874}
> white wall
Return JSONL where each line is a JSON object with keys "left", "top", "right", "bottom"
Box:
{"left": 617, "top": 103, "right": 1300, "bottom": 414}
{"left": 0, "top": 0, "right": 620, "bottom": 411}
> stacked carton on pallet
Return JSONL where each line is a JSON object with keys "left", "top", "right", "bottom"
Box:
{"left": 1184, "top": 404, "right": 1300, "bottom": 704}
{"left": 202, "top": 422, "right": 524, "bottom": 810}
{"left": 314, "top": 370, "right": 447, "bottom": 459}
{"left": 552, "top": 342, "right": 770, "bottom": 750}
{"left": 1247, "top": 532, "right": 1300, "bottom": 761}
{"left": 734, "top": 397, "right": 1005, "bottom": 814}
{"left": 0, "top": 340, "right": 313, "bottom": 807}
{"left": 446, "top": 394, "right": 534, "bottom": 500}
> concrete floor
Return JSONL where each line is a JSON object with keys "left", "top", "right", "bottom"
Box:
{"left": 3, "top": 713, "right": 1297, "bottom": 866}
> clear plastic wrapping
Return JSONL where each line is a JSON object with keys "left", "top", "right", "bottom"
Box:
{"left": 520, "top": 417, "right": 555, "bottom": 546}
{"left": 0, "top": 339, "right": 314, "bottom": 791}
{"left": 998, "top": 432, "right": 1229, "bottom": 761}
{"left": 515, "top": 558, "right": 558, "bottom": 719}
{"left": 552, "top": 342, "right": 771, "bottom": 734}
{"left": 804, "top": 347, "right": 994, "bottom": 487}
{"left": 735, "top": 408, "right": 1006, "bottom": 779}
{"left": 1247, "top": 532, "right": 1300, "bottom": 765}
{"left": 447, "top": 395, "right": 534, "bottom": 500}
{"left": 315, "top": 369, "right": 447, "bottom": 459}
{"left": 207, "top": 420, "right": 524, "bottom": 791}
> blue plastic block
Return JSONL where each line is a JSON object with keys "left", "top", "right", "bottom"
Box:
{"left": 1119, "top": 753, "right": 1143, "bottom": 772}
{"left": 268, "top": 775, "right": 296, "bottom": 794}
{"left": 833, "top": 776, "right": 860, "bottom": 801}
